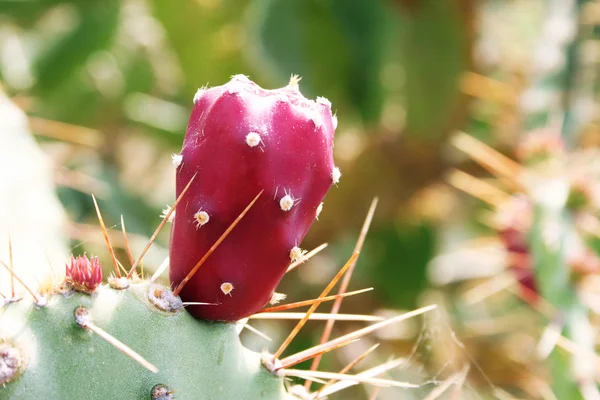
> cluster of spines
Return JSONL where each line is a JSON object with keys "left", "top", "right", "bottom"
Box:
{"left": 0, "top": 77, "right": 439, "bottom": 398}
{"left": 447, "top": 131, "right": 600, "bottom": 396}
{"left": 450, "top": 131, "right": 600, "bottom": 294}
{"left": 0, "top": 75, "right": 447, "bottom": 399}
{"left": 0, "top": 189, "right": 436, "bottom": 398}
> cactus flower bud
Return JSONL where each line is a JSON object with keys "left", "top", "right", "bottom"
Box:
{"left": 66, "top": 254, "right": 102, "bottom": 293}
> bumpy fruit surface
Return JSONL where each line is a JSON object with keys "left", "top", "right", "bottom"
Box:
{"left": 170, "top": 75, "right": 338, "bottom": 321}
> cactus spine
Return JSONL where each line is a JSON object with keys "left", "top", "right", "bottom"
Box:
{"left": 1, "top": 76, "right": 433, "bottom": 399}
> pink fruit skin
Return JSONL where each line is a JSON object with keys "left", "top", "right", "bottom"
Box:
{"left": 169, "top": 76, "right": 337, "bottom": 321}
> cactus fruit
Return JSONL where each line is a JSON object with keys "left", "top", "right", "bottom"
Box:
{"left": 1, "top": 75, "right": 437, "bottom": 399}
{"left": 169, "top": 74, "right": 338, "bottom": 321}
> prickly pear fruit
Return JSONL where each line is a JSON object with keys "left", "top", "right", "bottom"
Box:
{"left": 169, "top": 75, "right": 339, "bottom": 321}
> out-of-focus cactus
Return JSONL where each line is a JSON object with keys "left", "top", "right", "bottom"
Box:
{"left": 437, "top": 0, "right": 600, "bottom": 396}
{"left": 0, "top": 90, "right": 68, "bottom": 296}
{"left": 449, "top": 128, "right": 599, "bottom": 398}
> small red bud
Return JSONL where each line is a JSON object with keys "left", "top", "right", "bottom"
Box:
{"left": 66, "top": 254, "right": 103, "bottom": 293}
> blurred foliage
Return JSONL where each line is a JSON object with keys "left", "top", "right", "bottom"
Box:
{"left": 5, "top": 0, "right": 600, "bottom": 398}
{"left": 0, "top": 0, "right": 472, "bottom": 286}
{"left": 367, "top": 222, "right": 435, "bottom": 309}
{"left": 401, "top": 0, "right": 470, "bottom": 136}
{"left": 249, "top": 0, "right": 390, "bottom": 123}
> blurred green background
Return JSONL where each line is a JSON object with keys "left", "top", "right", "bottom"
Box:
{"left": 2, "top": 0, "right": 599, "bottom": 398}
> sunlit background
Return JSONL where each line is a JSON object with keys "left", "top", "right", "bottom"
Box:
{"left": 3, "top": 0, "right": 600, "bottom": 398}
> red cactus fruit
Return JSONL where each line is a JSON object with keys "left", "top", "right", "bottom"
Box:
{"left": 66, "top": 254, "right": 103, "bottom": 293}
{"left": 169, "top": 75, "right": 338, "bottom": 321}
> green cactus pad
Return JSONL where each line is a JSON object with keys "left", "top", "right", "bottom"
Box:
{"left": 0, "top": 282, "right": 292, "bottom": 400}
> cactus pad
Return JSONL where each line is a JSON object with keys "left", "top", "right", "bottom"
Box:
{"left": 0, "top": 282, "right": 291, "bottom": 400}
